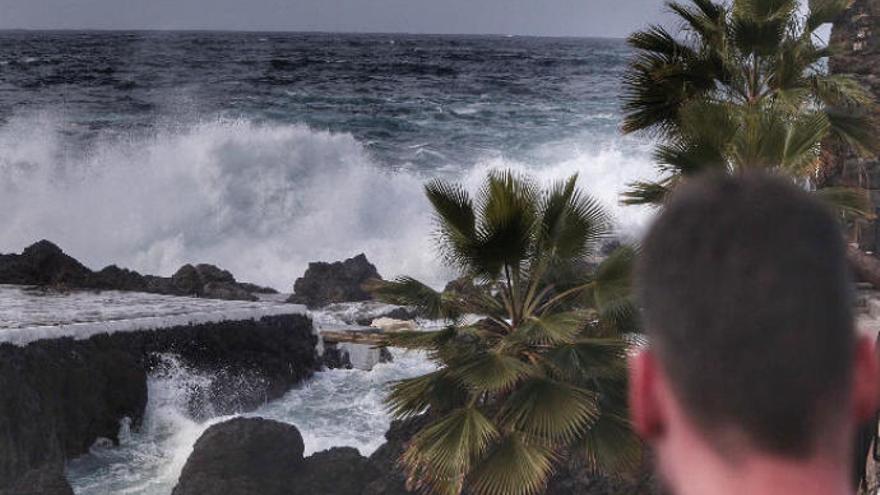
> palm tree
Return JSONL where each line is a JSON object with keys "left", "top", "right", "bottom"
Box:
{"left": 368, "top": 171, "right": 641, "bottom": 495}
{"left": 620, "top": 0, "right": 877, "bottom": 212}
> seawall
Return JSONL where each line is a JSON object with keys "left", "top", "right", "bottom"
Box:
{"left": 0, "top": 292, "right": 319, "bottom": 489}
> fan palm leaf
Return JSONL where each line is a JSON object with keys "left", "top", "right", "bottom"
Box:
{"left": 403, "top": 406, "right": 499, "bottom": 495}
{"left": 468, "top": 433, "right": 557, "bottom": 495}
{"left": 500, "top": 377, "right": 599, "bottom": 443}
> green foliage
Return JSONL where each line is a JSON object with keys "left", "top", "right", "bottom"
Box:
{"left": 371, "top": 171, "right": 640, "bottom": 495}
{"left": 621, "top": 0, "right": 878, "bottom": 209}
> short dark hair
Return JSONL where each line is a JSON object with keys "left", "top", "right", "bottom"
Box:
{"left": 637, "top": 172, "right": 855, "bottom": 457}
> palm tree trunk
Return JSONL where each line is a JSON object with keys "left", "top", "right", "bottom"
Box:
{"left": 848, "top": 245, "right": 880, "bottom": 288}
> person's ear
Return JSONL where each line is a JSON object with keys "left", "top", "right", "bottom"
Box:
{"left": 852, "top": 334, "right": 880, "bottom": 423}
{"left": 629, "top": 348, "right": 665, "bottom": 440}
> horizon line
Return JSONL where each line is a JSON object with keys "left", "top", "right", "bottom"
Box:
{"left": 0, "top": 27, "right": 626, "bottom": 41}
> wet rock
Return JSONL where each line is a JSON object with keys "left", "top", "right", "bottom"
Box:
{"left": 0, "top": 241, "right": 272, "bottom": 301}
{"left": 201, "top": 281, "right": 256, "bottom": 301}
{"left": 0, "top": 341, "right": 147, "bottom": 489}
{"left": 320, "top": 343, "right": 392, "bottom": 371}
{"left": 94, "top": 265, "right": 147, "bottom": 291}
{"left": 297, "top": 447, "right": 382, "bottom": 495}
{"left": 0, "top": 464, "right": 74, "bottom": 495}
{"left": 321, "top": 345, "right": 353, "bottom": 369}
{"left": 0, "top": 240, "right": 93, "bottom": 287}
{"left": 287, "top": 254, "right": 382, "bottom": 308}
{"left": 354, "top": 307, "right": 417, "bottom": 326}
{"left": 238, "top": 282, "right": 278, "bottom": 294}
{"left": 544, "top": 456, "right": 658, "bottom": 495}
{"left": 175, "top": 420, "right": 387, "bottom": 495}
{"left": 169, "top": 264, "right": 258, "bottom": 301}
{"left": 172, "top": 417, "right": 305, "bottom": 495}
{"left": 170, "top": 264, "right": 202, "bottom": 295}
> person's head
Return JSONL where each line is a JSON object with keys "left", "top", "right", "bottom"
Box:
{"left": 630, "top": 172, "right": 879, "bottom": 490}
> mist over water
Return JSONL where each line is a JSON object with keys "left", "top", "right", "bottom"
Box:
{"left": 0, "top": 114, "right": 654, "bottom": 289}
{"left": 0, "top": 32, "right": 656, "bottom": 289}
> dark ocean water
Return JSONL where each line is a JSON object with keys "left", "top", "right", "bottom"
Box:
{"left": 0, "top": 32, "right": 627, "bottom": 167}
{"left": 0, "top": 31, "right": 654, "bottom": 290}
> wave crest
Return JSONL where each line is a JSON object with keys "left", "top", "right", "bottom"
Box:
{"left": 0, "top": 114, "right": 654, "bottom": 290}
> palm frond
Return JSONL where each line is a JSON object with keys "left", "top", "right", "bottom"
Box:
{"left": 573, "top": 411, "right": 643, "bottom": 474}
{"left": 627, "top": 24, "right": 696, "bottom": 59}
{"left": 591, "top": 246, "right": 642, "bottom": 334}
{"left": 388, "top": 369, "right": 469, "bottom": 418}
{"left": 730, "top": 14, "right": 788, "bottom": 57}
{"left": 470, "top": 170, "right": 540, "bottom": 278}
{"left": 367, "top": 276, "right": 452, "bottom": 320}
{"left": 500, "top": 377, "right": 599, "bottom": 443}
{"left": 403, "top": 406, "right": 499, "bottom": 494}
{"left": 824, "top": 108, "right": 880, "bottom": 157}
{"left": 811, "top": 74, "right": 875, "bottom": 109}
{"left": 383, "top": 326, "right": 457, "bottom": 351}
{"left": 514, "top": 311, "right": 588, "bottom": 346}
{"left": 452, "top": 351, "right": 534, "bottom": 393}
{"left": 537, "top": 174, "right": 611, "bottom": 264}
{"left": 543, "top": 338, "right": 630, "bottom": 383}
{"left": 468, "top": 433, "right": 557, "bottom": 495}
{"left": 814, "top": 186, "right": 876, "bottom": 220}
{"left": 667, "top": 0, "right": 726, "bottom": 41}
{"left": 806, "top": 0, "right": 852, "bottom": 32}
{"left": 621, "top": 180, "right": 673, "bottom": 206}
{"left": 425, "top": 179, "right": 476, "bottom": 239}
{"left": 781, "top": 111, "right": 828, "bottom": 173}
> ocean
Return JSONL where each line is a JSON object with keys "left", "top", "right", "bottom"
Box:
{"left": 0, "top": 31, "right": 656, "bottom": 494}
{"left": 0, "top": 31, "right": 655, "bottom": 291}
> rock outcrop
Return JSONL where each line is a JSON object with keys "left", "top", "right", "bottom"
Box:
{"left": 0, "top": 313, "right": 318, "bottom": 490}
{"left": 0, "top": 340, "right": 147, "bottom": 490}
{"left": 287, "top": 254, "right": 381, "bottom": 308}
{"left": 174, "top": 419, "right": 382, "bottom": 495}
{"left": 0, "top": 240, "right": 277, "bottom": 301}
{"left": 172, "top": 417, "right": 306, "bottom": 495}
{"left": 298, "top": 447, "right": 383, "bottom": 495}
{"left": 0, "top": 464, "right": 74, "bottom": 495}
{"left": 0, "top": 240, "right": 93, "bottom": 287}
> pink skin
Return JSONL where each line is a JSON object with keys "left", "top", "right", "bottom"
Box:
{"left": 629, "top": 336, "right": 880, "bottom": 495}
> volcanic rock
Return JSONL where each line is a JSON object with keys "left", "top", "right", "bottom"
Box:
{"left": 0, "top": 464, "right": 74, "bottom": 495}
{"left": 172, "top": 417, "right": 305, "bottom": 495}
{"left": 287, "top": 254, "right": 382, "bottom": 308}
{"left": 0, "top": 241, "right": 273, "bottom": 301}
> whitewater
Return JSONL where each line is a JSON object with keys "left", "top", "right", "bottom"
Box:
{"left": 0, "top": 31, "right": 657, "bottom": 493}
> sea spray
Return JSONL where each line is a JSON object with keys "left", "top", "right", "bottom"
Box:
{"left": 0, "top": 116, "right": 655, "bottom": 291}
{"left": 67, "top": 348, "right": 436, "bottom": 495}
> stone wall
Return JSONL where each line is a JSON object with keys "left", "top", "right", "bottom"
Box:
{"left": 827, "top": 0, "right": 880, "bottom": 251}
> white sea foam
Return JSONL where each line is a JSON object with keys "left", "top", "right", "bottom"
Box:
{"left": 0, "top": 113, "right": 656, "bottom": 291}
{"left": 67, "top": 348, "right": 437, "bottom": 495}
{"left": 0, "top": 284, "right": 307, "bottom": 346}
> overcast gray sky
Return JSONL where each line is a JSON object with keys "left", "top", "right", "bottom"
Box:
{"left": 0, "top": 0, "right": 669, "bottom": 37}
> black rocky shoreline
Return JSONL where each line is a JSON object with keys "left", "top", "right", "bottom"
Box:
{"left": 0, "top": 240, "right": 651, "bottom": 495}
